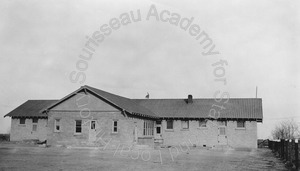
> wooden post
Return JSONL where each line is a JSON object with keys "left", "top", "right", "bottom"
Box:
{"left": 295, "top": 139, "right": 299, "bottom": 170}
{"left": 281, "top": 139, "right": 284, "bottom": 159}
{"left": 289, "top": 139, "right": 292, "bottom": 162}
{"left": 285, "top": 139, "right": 288, "bottom": 161}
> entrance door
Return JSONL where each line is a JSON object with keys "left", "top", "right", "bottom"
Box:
{"left": 155, "top": 121, "right": 162, "bottom": 138}
{"left": 218, "top": 121, "right": 227, "bottom": 145}
{"left": 89, "top": 120, "right": 97, "bottom": 142}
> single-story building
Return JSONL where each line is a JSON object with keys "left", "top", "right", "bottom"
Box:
{"left": 4, "top": 85, "right": 263, "bottom": 148}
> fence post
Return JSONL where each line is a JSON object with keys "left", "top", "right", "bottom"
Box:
{"left": 295, "top": 139, "right": 299, "bottom": 170}
{"left": 285, "top": 139, "right": 289, "bottom": 161}
{"left": 281, "top": 139, "right": 284, "bottom": 159}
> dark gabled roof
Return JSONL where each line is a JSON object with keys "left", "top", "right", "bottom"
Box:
{"left": 4, "top": 100, "right": 58, "bottom": 118}
{"left": 133, "top": 98, "right": 263, "bottom": 121}
{"left": 42, "top": 85, "right": 157, "bottom": 118}
{"left": 4, "top": 86, "right": 263, "bottom": 121}
{"left": 84, "top": 85, "right": 157, "bottom": 118}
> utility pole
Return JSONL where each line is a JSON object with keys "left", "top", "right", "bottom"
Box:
{"left": 256, "top": 86, "right": 258, "bottom": 98}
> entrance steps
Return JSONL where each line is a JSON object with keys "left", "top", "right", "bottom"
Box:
{"left": 131, "top": 144, "right": 153, "bottom": 150}
{"left": 154, "top": 138, "right": 163, "bottom": 149}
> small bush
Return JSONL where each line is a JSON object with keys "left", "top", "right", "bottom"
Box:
{"left": 0, "top": 134, "right": 10, "bottom": 141}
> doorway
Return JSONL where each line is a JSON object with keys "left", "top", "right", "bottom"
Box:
{"left": 218, "top": 121, "right": 227, "bottom": 145}
{"left": 155, "top": 120, "right": 162, "bottom": 138}
{"left": 89, "top": 120, "right": 97, "bottom": 142}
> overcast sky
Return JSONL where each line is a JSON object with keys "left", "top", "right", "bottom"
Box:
{"left": 0, "top": 0, "right": 299, "bottom": 139}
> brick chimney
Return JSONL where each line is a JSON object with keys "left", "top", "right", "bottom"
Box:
{"left": 188, "top": 94, "right": 193, "bottom": 104}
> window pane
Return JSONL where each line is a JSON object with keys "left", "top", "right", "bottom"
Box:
{"left": 55, "top": 119, "right": 60, "bottom": 132}
{"left": 32, "top": 125, "right": 37, "bottom": 131}
{"left": 20, "top": 118, "right": 25, "bottom": 124}
{"left": 113, "top": 121, "right": 118, "bottom": 133}
{"left": 91, "top": 121, "right": 95, "bottom": 129}
{"left": 32, "top": 118, "right": 38, "bottom": 123}
{"left": 181, "top": 121, "right": 189, "bottom": 129}
{"left": 219, "top": 121, "right": 227, "bottom": 126}
{"left": 143, "top": 121, "right": 154, "bottom": 136}
{"left": 76, "top": 120, "right": 82, "bottom": 126}
{"left": 157, "top": 127, "right": 161, "bottom": 134}
{"left": 76, "top": 127, "right": 81, "bottom": 133}
{"left": 167, "top": 120, "right": 173, "bottom": 129}
{"left": 56, "top": 125, "right": 60, "bottom": 131}
{"left": 237, "top": 121, "right": 245, "bottom": 128}
{"left": 75, "top": 120, "right": 82, "bottom": 133}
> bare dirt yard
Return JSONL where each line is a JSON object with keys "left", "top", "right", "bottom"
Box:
{"left": 0, "top": 143, "right": 287, "bottom": 171}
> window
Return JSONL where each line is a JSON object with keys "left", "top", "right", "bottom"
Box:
{"left": 181, "top": 120, "right": 189, "bottom": 129}
{"left": 156, "top": 127, "right": 161, "bottom": 134}
{"left": 219, "top": 127, "right": 226, "bottom": 135}
{"left": 156, "top": 120, "right": 162, "bottom": 134}
{"left": 219, "top": 121, "right": 227, "bottom": 126}
{"left": 75, "top": 120, "right": 82, "bottom": 133}
{"left": 112, "top": 120, "right": 118, "bottom": 133}
{"left": 32, "top": 118, "right": 38, "bottom": 123}
{"left": 143, "top": 120, "right": 154, "bottom": 136}
{"left": 91, "top": 120, "right": 96, "bottom": 130}
{"left": 237, "top": 121, "right": 245, "bottom": 128}
{"left": 166, "top": 120, "right": 173, "bottom": 130}
{"left": 32, "top": 125, "right": 37, "bottom": 131}
{"left": 199, "top": 120, "right": 207, "bottom": 127}
{"left": 54, "top": 119, "right": 61, "bottom": 132}
{"left": 20, "top": 118, "right": 25, "bottom": 124}
{"left": 32, "top": 118, "right": 38, "bottom": 132}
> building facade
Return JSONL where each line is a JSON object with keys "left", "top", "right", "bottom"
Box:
{"left": 5, "top": 85, "right": 263, "bottom": 149}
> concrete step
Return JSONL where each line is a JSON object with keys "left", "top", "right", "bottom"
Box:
{"left": 132, "top": 144, "right": 153, "bottom": 150}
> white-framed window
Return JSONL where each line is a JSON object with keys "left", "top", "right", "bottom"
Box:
{"left": 112, "top": 120, "right": 118, "bottom": 133}
{"left": 181, "top": 120, "right": 189, "bottom": 129}
{"left": 20, "top": 118, "right": 25, "bottom": 124}
{"left": 166, "top": 120, "right": 173, "bottom": 130}
{"left": 143, "top": 120, "right": 154, "bottom": 136}
{"left": 75, "top": 120, "right": 82, "bottom": 133}
{"left": 237, "top": 121, "right": 245, "bottom": 128}
{"left": 32, "top": 118, "right": 38, "bottom": 131}
{"left": 199, "top": 120, "right": 207, "bottom": 127}
{"left": 54, "top": 119, "right": 61, "bottom": 132}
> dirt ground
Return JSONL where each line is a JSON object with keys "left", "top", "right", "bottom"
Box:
{"left": 0, "top": 143, "right": 287, "bottom": 171}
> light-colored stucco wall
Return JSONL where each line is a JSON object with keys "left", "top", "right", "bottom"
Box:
{"left": 10, "top": 118, "right": 48, "bottom": 141}
{"left": 161, "top": 120, "right": 257, "bottom": 148}
{"left": 47, "top": 92, "right": 152, "bottom": 148}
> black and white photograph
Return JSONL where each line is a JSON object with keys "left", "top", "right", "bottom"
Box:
{"left": 0, "top": 0, "right": 299, "bottom": 170}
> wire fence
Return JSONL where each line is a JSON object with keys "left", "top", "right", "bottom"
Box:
{"left": 268, "top": 139, "right": 299, "bottom": 170}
